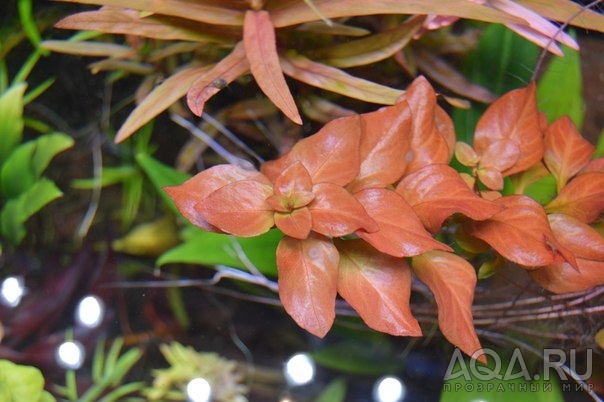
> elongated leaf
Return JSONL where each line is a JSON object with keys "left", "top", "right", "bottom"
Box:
{"left": 261, "top": 114, "right": 362, "bottom": 185}
{"left": 310, "top": 183, "right": 378, "bottom": 237}
{"left": 136, "top": 153, "right": 190, "bottom": 213}
{"left": 0, "top": 83, "right": 26, "bottom": 165}
{"left": 336, "top": 239, "right": 421, "bottom": 336}
{"left": 276, "top": 235, "right": 339, "bottom": 337}
{"left": 270, "top": 0, "right": 525, "bottom": 27}
{"left": 517, "top": 0, "right": 604, "bottom": 34}
{"left": 411, "top": 251, "right": 484, "bottom": 363}
{"left": 187, "top": 42, "right": 249, "bottom": 116}
{"left": 40, "top": 40, "right": 133, "bottom": 57}
{"left": 543, "top": 116, "right": 594, "bottom": 192}
{"left": 474, "top": 83, "right": 543, "bottom": 176}
{"left": 465, "top": 195, "right": 572, "bottom": 267}
{"left": 355, "top": 188, "right": 451, "bottom": 257}
{"left": 280, "top": 53, "right": 403, "bottom": 105}
{"left": 545, "top": 172, "right": 604, "bottom": 224}
{"left": 55, "top": 0, "right": 244, "bottom": 26}
{"left": 396, "top": 164, "right": 503, "bottom": 233}
{"left": 347, "top": 100, "right": 411, "bottom": 193}
{"left": 309, "top": 16, "right": 423, "bottom": 68}
{"left": 0, "top": 178, "right": 62, "bottom": 245}
{"left": 115, "top": 64, "right": 210, "bottom": 143}
{"left": 244, "top": 11, "right": 301, "bottom": 125}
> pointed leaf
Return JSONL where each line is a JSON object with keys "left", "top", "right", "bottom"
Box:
{"left": 474, "top": 83, "right": 544, "bottom": 176}
{"left": 309, "top": 183, "right": 377, "bottom": 237}
{"left": 164, "top": 165, "right": 270, "bottom": 232}
{"left": 280, "top": 53, "right": 403, "bottom": 105}
{"left": 261, "top": 115, "right": 362, "bottom": 186}
{"left": 244, "top": 11, "right": 302, "bottom": 125}
{"left": 398, "top": 76, "right": 452, "bottom": 174}
{"left": 543, "top": 116, "right": 595, "bottom": 191}
{"left": 396, "top": 164, "right": 502, "bottom": 233}
{"left": 465, "top": 195, "right": 572, "bottom": 267}
{"left": 187, "top": 42, "right": 249, "bottom": 117}
{"left": 273, "top": 161, "right": 313, "bottom": 197}
{"left": 454, "top": 141, "right": 479, "bottom": 167}
{"left": 347, "top": 100, "right": 412, "bottom": 193}
{"left": 197, "top": 179, "right": 274, "bottom": 237}
{"left": 411, "top": 251, "right": 484, "bottom": 363}
{"left": 40, "top": 40, "right": 133, "bottom": 57}
{"left": 516, "top": 0, "right": 604, "bottom": 33}
{"left": 116, "top": 64, "right": 210, "bottom": 143}
{"left": 274, "top": 208, "right": 312, "bottom": 240}
{"left": 354, "top": 188, "right": 451, "bottom": 257}
{"left": 276, "top": 235, "right": 339, "bottom": 337}
{"left": 336, "top": 239, "right": 421, "bottom": 336}
{"left": 545, "top": 172, "right": 604, "bottom": 223}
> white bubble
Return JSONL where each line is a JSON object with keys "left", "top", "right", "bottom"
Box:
{"left": 0, "top": 276, "right": 26, "bottom": 307}
{"left": 186, "top": 378, "right": 212, "bottom": 402}
{"left": 75, "top": 295, "right": 105, "bottom": 328}
{"left": 56, "top": 341, "right": 85, "bottom": 370}
{"left": 373, "top": 375, "right": 406, "bottom": 402}
{"left": 284, "top": 353, "right": 315, "bottom": 386}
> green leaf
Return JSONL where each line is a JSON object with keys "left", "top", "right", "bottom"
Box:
{"left": 0, "top": 83, "right": 26, "bottom": 165}
{"left": 158, "top": 227, "right": 282, "bottom": 276}
{"left": 0, "top": 359, "right": 53, "bottom": 402}
{"left": 135, "top": 152, "right": 191, "bottom": 213}
{"left": 314, "top": 378, "right": 347, "bottom": 402}
{"left": 537, "top": 31, "right": 583, "bottom": 129}
{"left": 72, "top": 166, "right": 138, "bottom": 189}
{"left": 0, "top": 178, "right": 63, "bottom": 245}
{"left": 311, "top": 341, "right": 403, "bottom": 376}
{"left": 0, "top": 132, "right": 73, "bottom": 198}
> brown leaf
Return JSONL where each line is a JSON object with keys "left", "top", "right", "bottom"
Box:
{"left": 40, "top": 40, "right": 133, "bottom": 57}
{"left": 411, "top": 251, "right": 484, "bottom": 363}
{"left": 186, "top": 42, "right": 249, "bottom": 117}
{"left": 336, "top": 239, "right": 421, "bottom": 336}
{"left": 474, "top": 83, "right": 543, "bottom": 176}
{"left": 116, "top": 64, "right": 211, "bottom": 143}
{"left": 543, "top": 116, "right": 595, "bottom": 192}
{"left": 244, "top": 11, "right": 302, "bottom": 125}
{"left": 396, "top": 164, "right": 502, "bottom": 233}
{"left": 545, "top": 172, "right": 604, "bottom": 223}
{"left": 465, "top": 195, "right": 573, "bottom": 267}
{"left": 517, "top": 0, "right": 604, "bottom": 34}
{"left": 355, "top": 188, "right": 452, "bottom": 257}
{"left": 277, "top": 235, "right": 339, "bottom": 337}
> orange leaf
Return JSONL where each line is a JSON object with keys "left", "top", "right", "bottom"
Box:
{"left": 347, "top": 100, "right": 412, "bottom": 192}
{"left": 164, "top": 164, "right": 269, "bottom": 232}
{"left": 398, "top": 76, "right": 452, "bottom": 174}
{"left": 580, "top": 158, "right": 604, "bottom": 174}
{"left": 274, "top": 208, "right": 312, "bottom": 240}
{"left": 545, "top": 172, "right": 604, "bottom": 223}
{"left": 454, "top": 141, "right": 479, "bottom": 167}
{"left": 261, "top": 115, "right": 362, "bottom": 186}
{"left": 273, "top": 161, "right": 313, "bottom": 197}
{"left": 411, "top": 251, "right": 484, "bottom": 363}
{"left": 276, "top": 235, "right": 339, "bottom": 337}
{"left": 543, "top": 116, "right": 595, "bottom": 192}
{"left": 396, "top": 164, "right": 502, "bottom": 233}
{"left": 197, "top": 179, "right": 274, "bottom": 237}
{"left": 309, "top": 183, "right": 378, "bottom": 237}
{"left": 336, "top": 239, "right": 421, "bottom": 336}
{"left": 243, "top": 10, "right": 302, "bottom": 125}
{"left": 465, "top": 195, "right": 572, "bottom": 267}
{"left": 530, "top": 259, "right": 604, "bottom": 294}
{"left": 354, "top": 188, "right": 451, "bottom": 257}
{"left": 548, "top": 214, "right": 604, "bottom": 261}
{"left": 474, "top": 83, "right": 543, "bottom": 176}
{"left": 477, "top": 167, "right": 504, "bottom": 191}
{"left": 186, "top": 42, "right": 249, "bottom": 117}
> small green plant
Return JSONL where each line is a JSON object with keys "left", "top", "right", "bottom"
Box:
{"left": 0, "top": 359, "right": 56, "bottom": 402}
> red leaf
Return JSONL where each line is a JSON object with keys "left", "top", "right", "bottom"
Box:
{"left": 411, "top": 251, "right": 484, "bottom": 363}
{"left": 396, "top": 164, "right": 502, "bottom": 233}
{"left": 309, "top": 183, "right": 378, "bottom": 237}
{"left": 243, "top": 10, "right": 302, "bottom": 125}
{"left": 347, "top": 100, "right": 412, "bottom": 192}
{"left": 261, "top": 115, "right": 362, "bottom": 186}
{"left": 276, "top": 235, "right": 339, "bottom": 337}
{"left": 545, "top": 172, "right": 604, "bottom": 223}
{"left": 465, "top": 195, "right": 572, "bottom": 267}
{"left": 164, "top": 165, "right": 269, "bottom": 232}
{"left": 187, "top": 42, "right": 249, "bottom": 117}
{"left": 544, "top": 116, "right": 595, "bottom": 191}
{"left": 354, "top": 188, "right": 451, "bottom": 257}
{"left": 336, "top": 239, "right": 421, "bottom": 336}
{"left": 197, "top": 180, "right": 274, "bottom": 237}
{"left": 398, "top": 76, "right": 452, "bottom": 174}
{"left": 274, "top": 208, "right": 312, "bottom": 240}
{"left": 474, "top": 83, "right": 543, "bottom": 176}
